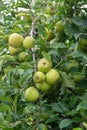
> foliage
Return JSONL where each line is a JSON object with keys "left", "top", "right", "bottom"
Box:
{"left": 0, "top": 0, "right": 87, "bottom": 130}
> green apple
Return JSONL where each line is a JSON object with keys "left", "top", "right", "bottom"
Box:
{"left": 23, "top": 36, "right": 34, "bottom": 49}
{"left": 18, "top": 52, "right": 29, "bottom": 61}
{"left": 37, "top": 58, "right": 52, "bottom": 73}
{"left": 72, "top": 128, "right": 83, "bottom": 130}
{"left": 8, "top": 33, "right": 24, "bottom": 48}
{"left": 25, "top": 87, "right": 39, "bottom": 102}
{"left": 46, "top": 69, "right": 60, "bottom": 85}
{"left": 36, "top": 124, "right": 48, "bottom": 130}
{"left": 33, "top": 71, "right": 45, "bottom": 83}
{"left": 79, "top": 38, "right": 87, "bottom": 46}
{"left": 8, "top": 46, "right": 19, "bottom": 55}
{"left": 36, "top": 81, "right": 51, "bottom": 92}
{"left": 55, "top": 20, "right": 65, "bottom": 34}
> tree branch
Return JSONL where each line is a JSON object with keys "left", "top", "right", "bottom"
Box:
{"left": 28, "top": 0, "right": 37, "bottom": 73}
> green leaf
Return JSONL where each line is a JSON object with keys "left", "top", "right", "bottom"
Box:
{"left": 76, "top": 101, "right": 87, "bottom": 111}
{"left": 49, "top": 42, "right": 66, "bottom": 49}
{"left": 0, "top": 104, "right": 11, "bottom": 112}
{"left": 72, "top": 17, "right": 87, "bottom": 29}
{"left": 38, "top": 24, "right": 46, "bottom": 37}
{"left": 59, "top": 118, "right": 72, "bottom": 129}
{"left": 52, "top": 102, "right": 69, "bottom": 113}
{"left": 0, "top": 55, "right": 15, "bottom": 61}
{"left": 70, "top": 51, "right": 87, "bottom": 60}
{"left": 18, "top": 69, "right": 33, "bottom": 87}
{"left": 65, "top": 22, "right": 73, "bottom": 38}
{"left": 60, "top": 71, "right": 75, "bottom": 89}
{"left": 42, "top": 51, "right": 52, "bottom": 62}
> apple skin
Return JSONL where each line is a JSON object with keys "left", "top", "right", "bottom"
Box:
{"left": 46, "top": 69, "right": 60, "bottom": 85}
{"left": 33, "top": 71, "right": 45, "bottom": 83}
{"left": 8, "top": 33, "right": 24, "bottom": 48}
{"left": 23, "top": 36, "right": 34, "bottom": 49}
{"left": 37, "top": 58, "right": 52, "bottom": 73}
{"left": 25, "top": 87, "right": 39, "bottom": 102}
{"left": 36, "top": 81, "right": 51, "bottom": 92}
{"left": 18, "top": 52, "right": 29, "bottom": 61}
{"left": 36, "top": 124, "right": 48, "bottom": 130}
{"left": 55, "top": 20, "right": 65, "bottom": 34}
{"left": 8, "top": 46, "right": 19, "bottom": 55}
{"left": 72, "top": 128, "right": 83, "bottom": 130}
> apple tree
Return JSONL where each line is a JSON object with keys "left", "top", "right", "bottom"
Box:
{"left": 0, "top": 0, "right": 87, "bottom": 130}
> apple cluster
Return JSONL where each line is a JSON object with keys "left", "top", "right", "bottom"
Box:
{"left": 8, "top": 33, "right": 34, "bottom": 61}
{"left": 8, "top": 33, "right": 60, "bottom": 103}
{"left": 25, "top": 58, "right": 60, "bottom": 102}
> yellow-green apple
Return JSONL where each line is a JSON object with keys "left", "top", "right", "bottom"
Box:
{"left": 37, "top": 58, "right": 52, "bottom": 73}
{"left": 25, "top": 87, "right": 39, "bottom": 102}
{"left": 36, "top": 81, "right": 51, "bottom": 92}
{"left": 23, "top": 36, "right": 34, "bottom": 49}
{"left": 18, "top": 52, "right": 29, "bottom": 61}
{"left": 8, "top": 46, "right": 19, "bottom": 55}
{"left": 8, "top": 33, "right": 24, "bottom": 48}
{"left": 33, "top": 71, "right": 45, "bottom": 83}
{"left": 46, "top": 69, "right": 60, "bottom": 85}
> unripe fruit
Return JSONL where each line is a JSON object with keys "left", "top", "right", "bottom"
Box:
{"left": 23, "top": 36, "right": 34, "bottom": 49}
{"left": 37, "top": 58, "right": 52, "bottom": 73}
{"left": 18, "top": 52, "right": 29, "bottom": 61}
{"left": 25, "top": 87, "right": 39, "bottom": 102}
{"left": 55, "top": 20, "right": 65, "bottom": 33}
{"left": 46, "top": 69, "right": 60, "bottom": 85}
{"left": 33, "top": 71, "right": 45, "bottom": 83}
{"left": 8, "top": 46, "right": 19, "bottom": 55}
{"left": 8, "top": 33, "right": 24, "bottom": 48}
{"left": 36, "top": 82, "right": 51, "bottom": 92}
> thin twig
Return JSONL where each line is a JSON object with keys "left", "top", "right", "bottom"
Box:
{"left": 54, "top": 55, "right": 68, "bottom": 69}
